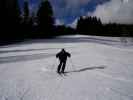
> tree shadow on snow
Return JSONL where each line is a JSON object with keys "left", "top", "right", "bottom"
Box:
{"left": 65, "top": 66, "right": 106, "bottom": 74}
{"left": 0, "top": 47, "right": 67, "bottom": 54}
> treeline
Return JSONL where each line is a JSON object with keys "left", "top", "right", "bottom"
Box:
{"left": 0, "top": 0, "right": 75, "bottom": 45}
{"left": 77, "top": 16, "right": 133, "bottom": 37}
{"left": 0, "top": 0, "right": 133, "bottom": 45}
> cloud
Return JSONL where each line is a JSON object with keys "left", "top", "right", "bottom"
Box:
{"left": 68, "top": 18, "right": 78, "bottom": 28}
{"left": 50, "top": 0, "right": 92, "bottom": 23}
{"left": 92, "top": 0, "right": 133, "bottom": 24}
{"left": 55, "top": 19, "right": 64, "bottom": 25}
{"left": 27, "top": 0, "right": 110, "bottom": 24}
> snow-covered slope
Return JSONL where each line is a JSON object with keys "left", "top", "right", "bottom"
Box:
{"left": 0, "top": 35, "right": 133, "bottom": 100}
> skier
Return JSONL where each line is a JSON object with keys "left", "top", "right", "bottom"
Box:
{"left": 56, "top": 49, "right": 71, "bottom": 74}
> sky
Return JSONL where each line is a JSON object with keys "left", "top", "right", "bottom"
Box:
{"left": 19, "top": 0, "right": 133, "bottom": 27}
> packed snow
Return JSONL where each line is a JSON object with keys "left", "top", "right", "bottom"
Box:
{"left": 0, "top": 35, "right": 133, "bottom": 100}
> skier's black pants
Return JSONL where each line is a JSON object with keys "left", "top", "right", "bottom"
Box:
{"left": 57, "top": 61, "right": 66, "bottom": 73}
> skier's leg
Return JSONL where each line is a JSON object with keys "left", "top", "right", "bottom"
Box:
{"left": 61, "top": 61, "right": 66, "bottom": 73}
{"left": 57, "top": 61, "right": 62, "bottom": 73}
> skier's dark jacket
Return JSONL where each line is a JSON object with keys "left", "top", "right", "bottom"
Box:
{"left": 56, "top": 49, "right": 71, "bottom": 62}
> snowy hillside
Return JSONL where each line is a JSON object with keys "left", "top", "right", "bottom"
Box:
{"left": 0, "top": 35, "right": 133, "bottom": 100}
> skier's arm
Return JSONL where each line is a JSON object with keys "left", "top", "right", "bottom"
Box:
{"left": 67, "top": 52, "right": 71, "bottom": 57}
{"left": 56, "top": 53, "right": 59, "bottom": 58}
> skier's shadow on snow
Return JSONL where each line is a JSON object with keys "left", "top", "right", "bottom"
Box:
{"left": 65, "top": 66, "right": 106, "bottom": 74}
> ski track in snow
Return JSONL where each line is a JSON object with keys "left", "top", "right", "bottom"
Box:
{"left": 0, "top": 35, "right": 133, "bottom": 100}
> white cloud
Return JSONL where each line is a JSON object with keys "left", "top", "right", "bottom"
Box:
{"left": 50, "top": 0, "right": 92, "bottom": 20}
{"left": 55, "top": 19, "right": 64, "bottom": 25}
{"left": 68, "top": 18, "right": 78, "bottom": 28}
{"left": 92, "top": 0, "right": 133, "bottom": 24}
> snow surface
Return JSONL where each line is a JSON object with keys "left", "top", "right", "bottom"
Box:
{"left": 0, "top": 35, "right": 133, "bottom": 100}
